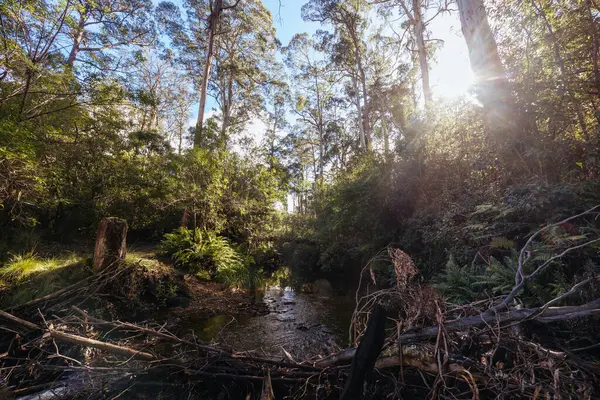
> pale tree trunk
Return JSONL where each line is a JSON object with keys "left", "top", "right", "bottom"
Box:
{"left": 358, "top": 64, "right": 370, "bottom": 150}
{"left": 457, "top": 0, "right": 505, "bottom": 88}
{"left": 457, "top": 0, "right": 522, "bottom": 153}
{"left": 67, "top": 12, "right": 88, "bottom": 68}
{"left": 352, "top": 74, "right": 366, "bottom": 149}
{"left": 221, "top": 74, "right": 233, "bottom": 138}
{"left": 347, "top": 26, "right": 371, "bottom": 151}
{"left": 195, "top": 0, "right": 223, "bottom": 147}
{"left": 411, "top": 0, "right": 431, "bottom": 105}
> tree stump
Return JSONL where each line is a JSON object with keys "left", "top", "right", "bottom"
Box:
{"left": 93, "top": 217, "right": 128, "bottom": 272}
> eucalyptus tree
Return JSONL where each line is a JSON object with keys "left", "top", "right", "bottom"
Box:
{"left": 0, "top": 0, "right": 72, "bottom": 116}
{"left": 65, "top": 0, "right": 155, "bottom": 69}
{"left": 283, "top": 33, "right": 343, "bottom": 183}
{"left": 302, "top": 0, "right": 372, "bottom": 151}
{"left": 157, "top": 0, "right": 279, "bottom": 148}
{"left": 375, "top": 0, "right": 448, "bottom": 106}
{"left": 127, "top": 50, "right": 194, "bottom": 152}
{"left": 455, "top": 0, "right": 521, "bottom": 148}
{"left": 210, "top": 0, "right": 282, "bottom": 141}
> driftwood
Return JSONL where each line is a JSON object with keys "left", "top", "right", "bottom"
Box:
{"left": 0, "top": 310, "right": 39, "bottom": 331}
{"left": 48, "top": 330, "right": 155, "bottom": 361}
{"left": 0, "top": 310, "right": 155, "bottom": 361}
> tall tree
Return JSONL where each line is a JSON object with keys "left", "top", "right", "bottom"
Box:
{"left": 456, "top": 0, "right": 512, "bottom": 116}
{"left": 65, "top": 0, "right": 154, "bottom": 69}
{"left": 283, "top": 33, "right": 342, "bottom": 183}
{"left": 303, "top": 0, "right": 372, "bottom": 151}
{"left": 195, "top": 0, "right": 240, "bottom": 147}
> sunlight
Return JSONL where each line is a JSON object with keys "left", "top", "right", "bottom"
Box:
{"left": 431, "top": 67, "right": 474, "bottom": 100}
{"left": 428, "top": 14, "right": 474, "bottom": 100}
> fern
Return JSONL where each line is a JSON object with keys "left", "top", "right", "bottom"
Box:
{"left": 158, "top": 227, "right": 261, "bottom": 289}
{"left": 432, "top": 257, "right": 481, "bottom": 303}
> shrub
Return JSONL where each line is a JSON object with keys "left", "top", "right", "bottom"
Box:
{"left": 158, "top": 227, "right": 261, "bottom": 289}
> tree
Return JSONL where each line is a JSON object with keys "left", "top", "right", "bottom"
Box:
{"left": 195, "top": 0, "right": 241, "bottom": 147}
{"left": 283, "top": 33, "right": 343, "bottom": 184}
{"left": 209, "top": 0, "right": 282, "bottom": 141}
{"left": 302, "top": 0, "right": 372, "bottom": 151}
{"left": 65, "top": 0, "right": 155, "bottom": 69}
{"left": 375, "top": 0, "right": 448, "bottom": 106}
{"left": 456, "top": 0, "right": 514, "bottom": 125}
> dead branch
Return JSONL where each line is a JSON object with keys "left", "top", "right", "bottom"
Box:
{"left": 48, "top": 330, "right": 155, "bottom": 361}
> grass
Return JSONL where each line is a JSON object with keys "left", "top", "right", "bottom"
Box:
{"left": 0, "top": 251, "right": 82, "bottom": 283}
{"left": 0, "top": 251, "right": 87, "bottom": 307}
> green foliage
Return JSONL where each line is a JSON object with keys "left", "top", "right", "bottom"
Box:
{"left": 432, "top": 257, "right": 481, "bottom": 304}
{"left": 0, "top": 252, "right": 81, "bottom": 283}
{"left": 158, "top": 227, "right": 262, "bottom": 290}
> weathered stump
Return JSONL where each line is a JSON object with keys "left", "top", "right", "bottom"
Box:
{"left": 93, "top": 217, "right": 128, "bottom": 272}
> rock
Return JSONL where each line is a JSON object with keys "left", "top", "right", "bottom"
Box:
{"left": 312, "top": 279, "right": 333, "bottom": 296}
{"left": 283, "top": 300, "right": 296, "bottom": 305}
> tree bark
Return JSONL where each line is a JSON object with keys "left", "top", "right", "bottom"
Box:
{"left": 92, "top": 217, "right": 128, "bottom": 272}
{"left": 66, "top": 13, "right": 87, "bottom": 68}
{"left": 340, "top": 304, "right": 386, "bottom": 400}
{"left": 411, "top": 0, "right": 431, "bottom": 105}
{"left": 195, "top": 0, "right": 223, "bottom": 147}
{"left": 456, "top": 0, "right": 523, "bottom": 156}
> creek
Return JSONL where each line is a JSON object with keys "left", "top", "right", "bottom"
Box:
{"left": 186, "top": 286, "right": 356, "bottom": 360}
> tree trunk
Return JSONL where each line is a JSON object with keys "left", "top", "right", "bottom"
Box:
{"left": 357, "top": 56, "right": 371, "bottom": 151}
{"left": 66, "top": 12, "right": 88, "bottom": 68}
{"left": 92, "top": 217, "right": 128, "bottom": 272}
{"left": 340, "top": 304, "right": 386, "bottom": 400}
{"left": 352, "top": 74, "right": 367, "bottom": 149}
{"left": 411, "top": 0, "right": 431, "bottom": 105}
{"left": 195, "top": 0, "right": 223, "bottom": 147}
{"left": 587, "top": 0, "right": 600, "bottom": 99}
{"left": 456, "top": 0, "right": 523, "bottom": 158}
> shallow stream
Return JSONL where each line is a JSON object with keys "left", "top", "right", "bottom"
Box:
{"left": 190, "top": 286, "right": 355, "bottom": 360}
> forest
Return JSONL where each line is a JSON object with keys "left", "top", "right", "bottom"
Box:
{"left": 1, "top": 0, "right": 600, "bottom": 398}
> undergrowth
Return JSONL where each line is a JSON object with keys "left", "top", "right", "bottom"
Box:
{"left": 0, "top": 251, "right": 83, "bottom": 284}
{"left": 0, "top": 252, "right": 88, "bottom": 306}
{"left": 158, "top": 227, "right": 263, "bottom": 290}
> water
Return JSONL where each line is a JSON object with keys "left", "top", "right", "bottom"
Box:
{"left": 192, "top": 286, "right": 355, "bottom": 360}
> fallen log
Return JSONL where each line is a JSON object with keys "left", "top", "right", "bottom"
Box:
{"left": 70, "top": 306, "right": 228, "bottom": 356}
{"left": 0, "top": 310, "right": 155, "bottom": 361}
{"left": 317, "top": 299, "right": 600, "bottom": 367}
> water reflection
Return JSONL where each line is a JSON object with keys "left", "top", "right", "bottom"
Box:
{"left": 194, "top": 286, "right": 355, "bottom": 359}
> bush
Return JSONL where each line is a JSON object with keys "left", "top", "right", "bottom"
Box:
{"left": 158, "top": 227, "right": 261, "bottom": 289}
